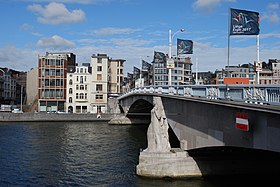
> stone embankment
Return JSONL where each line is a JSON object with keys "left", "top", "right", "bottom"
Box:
{"left": 0, "top": 112, "right": 115, "bottom": 123}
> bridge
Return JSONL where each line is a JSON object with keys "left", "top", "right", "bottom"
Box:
{"left": 117, "top": 84, "right": 280, "bottom": 177}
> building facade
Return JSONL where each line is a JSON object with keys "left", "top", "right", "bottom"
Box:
{"left": 90, "top": 54, "right": 109, "bottom": 113}
{"left": 153, "top": 57, "right": 193, "bottom": 86}
{"left": 270, "top": 59, "right": 280, "bottom": 84}
{"left": 26, "top": 68, "right": 38, "bottom": 112}
{"left": 108, "top": 59, "right": 125, "bottom": 94}
{"left": 38, "top": 52, "right": 76, "bottom": 112}
{"left": 66, "top": 64, "right": 92, "bottom": 113}
{"left": 0, "top": 68, "right": 26, "bottom": 107}
{"left": 216, "top": 64, "right": 256, "bottom": 85}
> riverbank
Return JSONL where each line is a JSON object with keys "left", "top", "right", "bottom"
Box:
{"left": 0, "top": 112, "right": 116, "bottom": 123}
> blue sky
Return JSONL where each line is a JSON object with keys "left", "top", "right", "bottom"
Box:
{"left": 0, "top": 0, "right": 280, "bottom": 73}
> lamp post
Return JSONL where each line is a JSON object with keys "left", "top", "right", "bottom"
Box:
{"left": 168, "top": 28, "right": 185, "bottom": 86}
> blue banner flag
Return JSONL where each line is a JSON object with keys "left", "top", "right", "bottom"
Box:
{"left": 230, "top": 8, "right": 260, "bottom": 35}
{"left": 142, "top": 60, "right": 151, "bottom": 71}
{"left": 154, "top": 51, "right": 166, "bottom": 63}
{"left": 127, "top": 72, "right": 133, "bottom": 80}
{"left": 133, "top": 66, "right": 140, "bottom": 79}
{"left": 177, "top": 39, "right": 193, "bottom": 55}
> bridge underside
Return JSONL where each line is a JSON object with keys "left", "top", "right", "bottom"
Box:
{"left": 188, "top": 146, "right": 280, "bottom": 176}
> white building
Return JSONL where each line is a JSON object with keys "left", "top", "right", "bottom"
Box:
{"left": 65, "top": 54, "right": 125, "bottom": 114}
{"left": 90, "top": 54, "right": 109, "bottom": 113}
{"left": 66, "top": 64, "right": 92, "bottom": 113}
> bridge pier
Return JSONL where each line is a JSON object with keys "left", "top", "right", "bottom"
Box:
{"left": 136, "top": 96, "right": 202, "bottom": 178}
{"left": 137, "top": 148, "right": 202, "bottom": 178}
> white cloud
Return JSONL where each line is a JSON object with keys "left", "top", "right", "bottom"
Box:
{"left": 37, "top": 35, "right": 75, "bottom": 48}
{"left": 111, "top": 38, "right": 153, "bottom": 46}
{"left": 91, "top": 27, "right": 140, "bottom": 36}
{"left": 262, "top": 12, "right": 280, "bottom": 23}
{"left": 19, "top": 0, "right": 109, "bottom": 4}
{"left": 267, "top": 2, "right": 279, "bottom": 10}
{"left": 261, "top": 32, "right": 280, "bottom": 39}
{"left": 0, "top": 46, "right": 39, "bottom": 71}
{"left": 262, "top": 2, "right": 280, "bottom": 23}
{"left": 192, "top": 0, "right": 235, "bottom": 13}
{"left": 20, "top": 23, "right": 34, "bottom": 31}
{"left": 1, "top": 39, "right": 280, "bottom": 74}
{"left": 27, "top": 2, "right": 85, "bottom": 25}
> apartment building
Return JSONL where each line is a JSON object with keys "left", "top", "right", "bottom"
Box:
{"left": 89, "top": 54, "right": 109, "bottom": 113}
{"left": 153, "top": 57, "right": 192, "bottom": 86}
{"left": 216, "top": 64, "right": 256, "bottom": 84}
{"left": 0, "top": 68, "right": 26, "bottom": 106}
{"left": 66, "top": 64, "right": 92, "bottom": 113}
{"left": 38, "top": 52, "right": 76, "bottom": 112}
{"left": 270, "top": 59, "right": 280, "bottom": 84}
{"left": 108, "top": 59, "right": 125, "bottom": 94}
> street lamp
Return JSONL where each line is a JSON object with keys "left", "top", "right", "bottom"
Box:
{"left": 168, "top": 28, "right": 185, "bottom": 86}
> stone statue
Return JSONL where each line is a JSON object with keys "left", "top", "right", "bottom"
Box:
{"left": 144, "top": 97, "right": 171, "bottom": 152}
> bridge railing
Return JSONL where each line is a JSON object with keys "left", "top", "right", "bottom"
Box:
{"left": 120, "top": 85, "right": 280, "bottom": 105}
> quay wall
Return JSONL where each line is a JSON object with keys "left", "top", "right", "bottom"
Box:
{"left": 0, "top": 113, "right": 115, "bottom": 123}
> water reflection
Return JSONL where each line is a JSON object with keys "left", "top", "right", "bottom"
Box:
{"left": 0, "top": 122, "right": 273, "bottom": 186}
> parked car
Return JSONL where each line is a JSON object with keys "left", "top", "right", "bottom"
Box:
{"left": 12, "top": 109, "right": 23, "bottom": 113}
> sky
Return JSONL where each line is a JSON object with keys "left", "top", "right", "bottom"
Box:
{"left": 0, "top": 0, "right": 280, "bottom": 74}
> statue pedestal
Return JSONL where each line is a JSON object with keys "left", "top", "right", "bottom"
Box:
{"left": 136, "top": 148, "right": 202, "bottom": 178}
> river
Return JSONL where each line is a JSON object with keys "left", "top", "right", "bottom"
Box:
{"left": 0, "top": 122, "right": 275, "bottom": 186}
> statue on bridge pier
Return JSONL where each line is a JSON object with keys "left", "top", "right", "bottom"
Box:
{"left": 144, "top": 96, "right": 171, "bottom": 153}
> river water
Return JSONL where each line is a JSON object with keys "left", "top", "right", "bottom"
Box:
{"left": 0, "top": 122, "right": 274, "bottom": 186}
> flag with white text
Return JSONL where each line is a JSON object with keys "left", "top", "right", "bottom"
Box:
{"left": 154, "top": 51, "right": 166, "bottom": 63}
{"left": 230, "top": 8, "right": 260, "bottom": 35}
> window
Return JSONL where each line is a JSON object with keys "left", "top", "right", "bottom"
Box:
{"left": 85, "top": 93, "right": 87, "bottom": 99}
{"left": 76, "top": 76, "right": 79, "bottom": 82}
{"left": 80, "top": 68, "right": 83, "bottom": 73}
{"left": 80, "top": 85, "right": 84, "bottom": 90}
{"left": 82, "top": 106, "right": 87, "bottom": 113}
{"left": 98, "top": 58, "right": 102, "bottom": 63}
{"left": 76, "top": 106, "right": 81, "bottom": 113}
{"left": 96, "top": 84, "right": 102, "bottom": 91}
{"left": 85, "top": 85, "right": 88, "bottom": 90}
{"left": 97, "top": 74, "right": 102, "bottom": 80}
{"left": 76, "top": 93, "right": 79, "bottom": 99}
{"left": 69, "top": 88, "right": 72, "bottom": 94}
{"left": 76, "top": 85, "right": 79, "bottom": 90}
{"left": 96, "top": 94, "right": 103, "bottom": 100}
{"left": 97, "top": 66, "right": 102, "bottom": 71}
{"left": 69, "top": 79, "right": 73, "bottom": 85}
{"left": 80, "top": 76, "right": 83, "bottom": 83}
{"left": 80, "top": 93, "right": 84, "bottom": 99}
{"left": 69, "top": 97, "right": 72, "bottom": 103}
{"left": 97, "top": 106, "right": 102, "bottom": 113}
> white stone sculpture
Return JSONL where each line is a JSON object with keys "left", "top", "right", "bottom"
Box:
{"left": 144, "top": 97, "right": 171, "bottom": 152}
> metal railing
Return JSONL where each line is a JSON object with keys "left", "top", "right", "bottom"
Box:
{"left": 120, "top": 85, "right": 280, "bottom": 105}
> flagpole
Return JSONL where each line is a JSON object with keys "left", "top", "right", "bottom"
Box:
{"left": 226, "top": 8, "right": 231, "bottom": 99}
{"left": 139, "top": 56, "right": 142, "bottom": 87}
{"left": 227, "top": 8, "right": 231, "bottom": 78}
{"left": 256, "top": 35, "right": 260, "bottom": 84}
{"left": 168, "top": 29, "right": 172, "bottom": 86}
{"left": 196, "top": 57, "right": 198, "bottom": 85}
